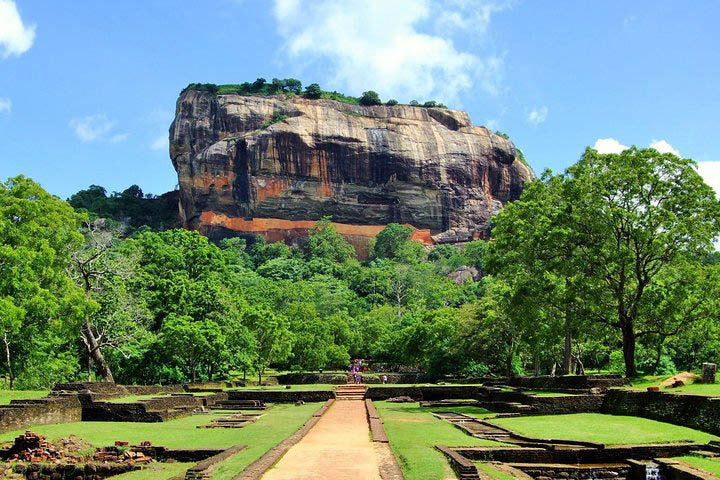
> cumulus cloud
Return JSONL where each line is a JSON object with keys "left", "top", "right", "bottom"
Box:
{"left": 0, "top": 97, "right": 10, "bottom": 113}
{"left": 150, "top": 134, "right": 168, "bottom": 151}
{"left": 527, "top": 106, "right": 548, "bottom": 125}
{"left": 593, "top": 138, "right": 629, "bottom": 154}
{"left": 0, "top": 0, "right": 35, "bottom": 58}
{"left": 649, "top": 139, "right": 680, "bottom": 156}
{"left": 272, "top": 0, "right": 510, "bottom": 102}
{"left": 696, "top": 162, "right": 720, "bottom": 199}
{"left": 69, "top": 114, "right": 127, "bottom": 143}
{"left": 593, "top": 138, "right": 682, "bottom": 156}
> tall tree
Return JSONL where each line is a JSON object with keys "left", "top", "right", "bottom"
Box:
{"left": 491, "top": 148, "right": 720, "bottom": 377}
{"left": 0, "top": 176, "right": 87, "bottom": 388}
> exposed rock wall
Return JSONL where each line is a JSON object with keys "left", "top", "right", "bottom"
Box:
{"left": 170, "top": 90, "right": 533, "bottom": 254}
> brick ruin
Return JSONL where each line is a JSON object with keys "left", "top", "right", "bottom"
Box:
{"left": 0, "top": 376, "right": 718, "bottom": 479}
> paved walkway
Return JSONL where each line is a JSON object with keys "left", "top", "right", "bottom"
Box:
{"left": 261, "top": 400, "right": 387, "bottom": 480}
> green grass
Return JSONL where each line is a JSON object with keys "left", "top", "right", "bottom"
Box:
{"left": 233, "top": 384, "right": 334, "bottom": 392}
{"left": 0, "top": 390, "right": 49, "bottom": 404}
{"left": 210, "top": 403, "right": 320, "bottom": 480}
{"left": 112, "top": 462, "right": 195, "bottom": 480}
{"left": 376, "top": 401, "right": 509, "bottom": 480}
{"left": 0, "top": 403, "right": 320, "bottom": 451}
{"left": 490, "top": 413, "right": 718, "bottom": 445}
{"left": 108, "top": 394, "right": 171, "bottom": 403}
{"left": 665, "top": 383, "right": 720, "bottom": 396}
{"left": 622, "top": 375, "right": 669, "bottom": 389}
{"left": 677, "top": 456, "right": 720, "bottom": 476}
{"left": 524, "top": 391, "right": 576, "bottom": 397}
{"left": 475, "top": 462, "right": 515, "bottom": 480}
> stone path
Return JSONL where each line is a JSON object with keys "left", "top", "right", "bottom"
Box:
{"left": 261, "top": 400, "right": 389, "bottom": 480}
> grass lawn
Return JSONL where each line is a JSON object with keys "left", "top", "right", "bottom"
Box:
{"left": 210, "top": 403, "right": 320, "bottom": 480}
{"left": 666, "top": 383, "right": 720, "bottom": 396}
{"left": 112, "top": 462, "right": 195, "bottom": 480}
{"left": 108, "top": 394, "right": 172, "bottom": 403}
{"left": 0, "top": 403, "right": 320, "bottom": 451}
{"left": 622, "top": 375, "right": 668, "bottom": 390}
{"left": 474, "top": 462, "right": 515, "bottom": 480}
{"left": 524, "top": 391, "right": 576, "bottom": 397}
{"left": 677, "top": 456, "right": 720, "bottom": 476}
{"left": 490, "top": 413, "right": 718, "bottom": 445}
{"left": 232, "top": 384, "right": 335, "bottom": 392}
{"left": 376, "top": 401, "right": 510, "bottom": 480}
{"left": 0, "top": 390, "right": 49, "bottom": 404}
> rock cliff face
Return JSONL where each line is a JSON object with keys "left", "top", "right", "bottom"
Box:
{"left": 170, "top": 89, "right": 533, "bottom": 256}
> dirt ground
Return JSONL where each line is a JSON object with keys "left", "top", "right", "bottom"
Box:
{"left": 262, "top": 400, "right": 388, "bottom": 480}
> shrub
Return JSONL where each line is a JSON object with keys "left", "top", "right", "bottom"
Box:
{"left": 409, "top": 100, "right": 420, "bottom": 106}
{"left": 303, "top": 83, "right": 322, "bottom": 99}
{"left": 423, "top": 101, "right": 438, "bottom": 108}
{"left": 359, "top": 90, "right": 382, "bottom": 106}
{"left": 385, "top": 99, "right": 398, "bottom": 106}
{"left": 261, "top": 111, "right": 288, "bottom": 129}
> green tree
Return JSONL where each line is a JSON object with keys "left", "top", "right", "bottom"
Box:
{"left": 0, "top": 176, "right": 88, "bottom": 388}
{"left": 306, "top": 217, "right": 355, "bottom": 262}
{"left": 374, "top": 224, "right": 414, "bottom": 259}
{"left": 492, "top": 148, "right": 720, "bottom": 377}
{"left": 303, "top": 83, "right": 322, "bottom": 99}
{"left": 243, "top": 306, "right": 293, "bottom": 384}
{"left": 359, "top": 90, "right": 382, "bottom": 106}
{"left": 160, "top": 315, "right": 226, "bottom": 382}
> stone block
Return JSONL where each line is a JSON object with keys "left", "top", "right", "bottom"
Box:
{"left": 703, "top": 363, "right": 716, "bottom": 384}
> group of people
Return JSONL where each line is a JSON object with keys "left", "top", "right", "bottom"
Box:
{"left": 348, "top": 359, "right": 366, "bottom": 384}
{"left": 347, "top": 359, "right": 389, "bottom": 384}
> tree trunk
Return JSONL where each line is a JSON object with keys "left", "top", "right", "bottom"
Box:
{"left": 3, "top": 332, "right": 14, "bottom": 390}
{"left": 622, "top": 323, "right": 638, "bottom": 378}
{"left": 563, "top": 314, "right": 572, "bottom": 375}
{"left": 82, "top": 319, "right": 114, "bottom": 383}
{"left": 650, "top": 338, "right": 662, "bottom": 375}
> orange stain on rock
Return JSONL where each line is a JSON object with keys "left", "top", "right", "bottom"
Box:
{"left": 252, "top": 177, "right": 289, "bottom": 204}
{"left": 198, "top": 211, "right": 433, "bottom": 258}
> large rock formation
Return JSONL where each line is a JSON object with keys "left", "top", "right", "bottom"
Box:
{"left": 170, "top": 89, "right": 533, "bottom": 256}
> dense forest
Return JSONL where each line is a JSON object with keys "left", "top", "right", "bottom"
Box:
{"left": 1, "top": 146, "right": 719, "bottom": 388}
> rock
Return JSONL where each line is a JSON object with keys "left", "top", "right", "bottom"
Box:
{"left": 170, "top": 90, "right": 534, "bottom": 258}
{"left": 703, "top": 363, "right": 717, "bottom": 384}
{"left": 647, "top": 386, "right": 660, "bottom": 392}
{"left": 387, "top": 396, "right": 414, "bottom": 403}
{"left": 669, "top": 380, "right": 685, "bottom": 388}
{"left": 295, "top": 400, "right": 305, "bottom": 406}
{"left": 447, "top": 266, "right": 481, "bottom": 284}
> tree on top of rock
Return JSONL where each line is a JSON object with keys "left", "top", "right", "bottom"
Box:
{"left": 359, "top": 90, "right": 382, "bottom": 106}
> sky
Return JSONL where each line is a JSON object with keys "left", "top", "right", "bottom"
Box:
{"left": 1, "top": 0, "right": 719, "bottom": 199}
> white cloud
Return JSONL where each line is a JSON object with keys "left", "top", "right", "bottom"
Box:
{"left": 0, "top": 97, "right": 10, "bottom": 113}
{"left": 0, "top": 0, "right": 35, "bottom": 58}
{"left": 272, "top": 0, "right": 510, "bottom": 103}
{"left": 527, "top": 106, "right": 548, "bottom": 125}
{"left": 110, "top": 133, "right": 129, "bottom": 143}
{"left": 150, "top": 134, "right": 168, "bottom": 151}
{"left": 69, "top": 114, "right": 127, "bottom": 143}
{"left": 649, "top": 139, "right": 680, "bottom": 156}
{"left": 593, "top": 138, "right": 629, "bottom": 154}
{"left": 697, "top": 162, "right": 720, "bottom": 199}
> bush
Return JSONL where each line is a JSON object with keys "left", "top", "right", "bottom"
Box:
{"left": 385, "top": 99, "right": 398, "bottom": 106}
{"left": 359, "top": 90, "right": 382, "bottom": 106}
{"left": 609, "top": 351, "right": 625, "bottom": 374}
{"left": 409, "top": 100, "right": 420, "bottom": 106}
{"left": 303, "top": 83, "right": 322, "bottom": 99}
{"left": 423, "top": 101, "right": 437, "bottom": 108}
{"left": 461, "top": 360, "right": 490, "bottom": 377}
{"left": 261, "top": 111, "right": 288, "bottom": 129}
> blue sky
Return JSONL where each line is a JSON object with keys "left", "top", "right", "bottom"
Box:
{"left": 1, "top": 0, "right": 719, "bottom": 199}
